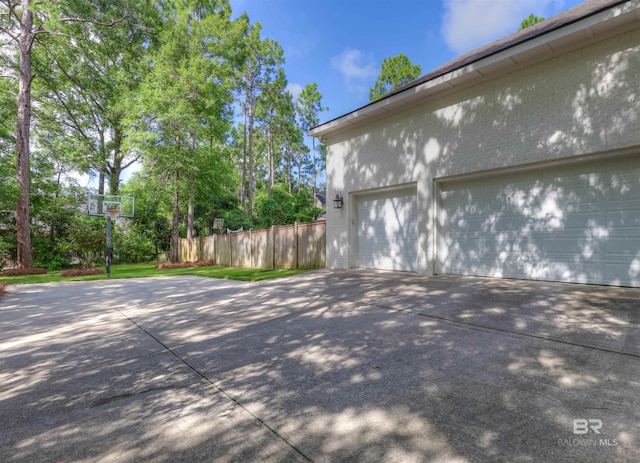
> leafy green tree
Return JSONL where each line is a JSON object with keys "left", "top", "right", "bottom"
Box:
{"left": 369, "top": 53, "right": 421, "bottom": 102}
{"left": 0, "top": 79, "right": 18, "bottom": 219}
{"left": 296, "top": 83, "right": 327, "bottom": 198}
{"left": 1, "top": 0, "right": 43, "bottom": 269}
{"left": 238, "top": 23, "right": 284, "bottom": 214}
{"left": 519, "top": 13, "right": 545, "bottom": 31}
{"left": 252, "top": 183, "right": 321, "bottom": 227}
{"left": 0, "top": 0, "right": 129, "bottom": 268}
{"left": 256, "top": 68, "right": 287, "bottom": 197}
{"left": 29, "top": 153, "right": 76, "bottom": 269}
{"left": 221, "top": 208, "right": 254, "bottom": 230}
{"left": 120, "top": 173, "right": 172, "bottom": 259}
{"left": 34, "top": 1, "right": 159, "bottom": 195}
{"left": 253, "top": 184, "right": 295, "bottom": 227}
{"left": 127, "top": 0, "right": 244, "bottom": 262}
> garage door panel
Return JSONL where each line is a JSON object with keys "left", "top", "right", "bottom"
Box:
{"left": 606, "top": 261, "right": 640, "bottom": 284}
{"left": 605, "top": 236, "right": 640, "bottom": 254}
{"left": 438, "top": 156, "right": 640, "bottom": 287}
{"left": 563, "top": 211, "right": 604, "bottom": 229}
{"left": 605, "top": 208, "right": 640, "bottom": 227}
{"left": 356, "top": 190, "right": 417, "bottom": 272}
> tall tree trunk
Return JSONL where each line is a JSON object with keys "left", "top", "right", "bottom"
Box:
{"left": 268, "top": 126, "right": 274, "bottom": 197}
{"left": 15, "top": 0, "right": 34, "bottom": 269}
{"left": 187, "top": 191, "right": 194, "bottom": 239}
{"left": 187, "top": 133, "right": 196, "bottom": 239}
{"left": 170, "top": 169, "right": 180, "bottom": 263}
{"left": 108, "top": 126, "right": 124, "bottom": 195}
{"left": 286, "top": 143, "right": 292, "bottom": 194}
{"left": 247, "top": 90, "right": 255, "bottom": 215}
{"left": 241, "top": 90, "right": 248, "bottom": 214}
{"left": 98, "top": 130, "right": 106, "bottom": 194}
{"left": 108, "top": 166, "right": 121, "bottom": 195}
{"left": 98, "top": 170, "right": 105, "bottom": 194}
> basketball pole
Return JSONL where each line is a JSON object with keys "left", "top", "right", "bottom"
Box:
{"left": 106, "top": 214, "right": 112, "bottom": 278}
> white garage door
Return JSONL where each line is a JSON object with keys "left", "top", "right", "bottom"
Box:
{"left": 437, "top": 156, "right": 640, "bottom": 287}
{"left": 356, "top": 188, "right": 418, "bottom": 272}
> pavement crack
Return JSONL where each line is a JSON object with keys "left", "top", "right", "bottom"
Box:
{"left": 113, "top": 307, "right": 314, "bottom": 463}
{"left": 374, "top": 304, "right": 640, "bottom": 360}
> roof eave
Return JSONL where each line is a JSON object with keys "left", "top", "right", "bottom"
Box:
{"left": 310, "top": 0, "right": 640, "bottom": 140}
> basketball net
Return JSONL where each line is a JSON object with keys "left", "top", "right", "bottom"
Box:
{"left": 106, "top": 209, "right": 120, "bottom": 221}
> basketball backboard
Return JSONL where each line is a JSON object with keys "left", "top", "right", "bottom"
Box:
{"left": 87, "top": 194, "right": 135, "bottom": 218}
{"left": 213, "top": 218, "right": 224, "bottom": 230}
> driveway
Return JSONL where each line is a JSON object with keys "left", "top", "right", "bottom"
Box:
{"left": 1, "top": 270, "right": 639, "bottom": 462}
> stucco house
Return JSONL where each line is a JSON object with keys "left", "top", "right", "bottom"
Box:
{"left": 310, "top": 0, "right": 640, "bottom": 287}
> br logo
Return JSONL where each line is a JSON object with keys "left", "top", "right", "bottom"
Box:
{"left": 573, "top": 419, "right": 602, "bottom": 435}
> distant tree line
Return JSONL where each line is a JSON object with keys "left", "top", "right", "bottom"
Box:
{"left": 0, "top": 0, "right": 327, "bottom": 267}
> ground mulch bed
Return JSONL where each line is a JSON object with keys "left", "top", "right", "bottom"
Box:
{"left": 60, "top": 268, "right": 105, "bottom": 277}
{"left": 156, "top": 260, "right": 214, "bottom": 270}
{"left": 0, "top": 268, "right": 47, "bottom": 276}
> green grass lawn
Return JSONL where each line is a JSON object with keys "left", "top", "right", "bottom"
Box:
{"left": 0, "top": 262, "right": 312, "bottom": 285}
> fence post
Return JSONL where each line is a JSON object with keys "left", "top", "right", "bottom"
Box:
{"left": 271, "top": 225, "right": 276, "bottom": 269}
{"left": 228, "top": 232, "right": 232, "bottom": 267}
{"left": 294, "top": 221, "right": 299, "bottom": 269}
{"left": 249, "top": 228, "right": 253, "bottom": 268}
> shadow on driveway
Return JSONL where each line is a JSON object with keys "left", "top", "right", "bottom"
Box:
{"left": 1, "top": 270, "right": 639, "bottom": 462}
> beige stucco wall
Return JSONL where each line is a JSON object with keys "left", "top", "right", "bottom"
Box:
{"left": 325, "top": 26, "right": 640, "bottom": 273}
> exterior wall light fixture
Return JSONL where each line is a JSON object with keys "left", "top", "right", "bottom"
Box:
{"left": 333, "top": 190, "right": 344, "bottom": 209}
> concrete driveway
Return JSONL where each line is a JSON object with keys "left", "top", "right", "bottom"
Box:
{"left": 1, "top": 270, "right": 639, "bottom": 463}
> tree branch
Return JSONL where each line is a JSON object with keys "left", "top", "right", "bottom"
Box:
{"left": 39, "top": 75, "right": 93, "bottom": 141}
{"left": 4, "top": 0, "right": 22, "bottom": 24}
{"left": 58, "top": 11, "right": 129, "bottom": 28}
{"left": 0, "top": 25, "right": 20, "bottom": 43}
{"left": 121, "top": 153, "right": 142, "bottom": 170}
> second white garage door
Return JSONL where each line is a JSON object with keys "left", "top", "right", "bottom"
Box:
{"left": 436, "top": 155, "right": 640, "bottom": 287}
{"left": 355, "top": 187, "right": 418, "bottom": 272}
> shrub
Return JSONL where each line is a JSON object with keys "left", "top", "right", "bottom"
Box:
{"left": 112, "top": 225, "right": 156, "bottom": 264}
{"left": 222, "top": 209, "right": 254, "bottom": 231}
{"left": 57, "top": 215, "right": 106, "bottom": 268}
{"left": 32, "top": 237, "right": 72, "bottom": 270}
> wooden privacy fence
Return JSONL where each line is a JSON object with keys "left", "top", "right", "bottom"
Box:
{"left": 179, "top": 221, "right": 326, "bottom": 269}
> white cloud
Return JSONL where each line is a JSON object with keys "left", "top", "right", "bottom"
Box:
{"left": 331, "top": 48, "right": 377, "bottom": 83}
{"left": 441, "top": 0, "right": 566, "bottom": 55}
{"left": 286, "top": 82, "right": 303, "bottom": 100}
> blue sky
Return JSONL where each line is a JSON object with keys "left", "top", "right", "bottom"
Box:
{"left": 229, "top": 0, "right": 585, "bottom": 125}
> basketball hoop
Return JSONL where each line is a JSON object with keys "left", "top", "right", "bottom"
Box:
{"left": 105, "top": 209, "right": 120, "bottom": 221}
{"left": 86, "top": 193, "right": 135, "bottom": 280}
